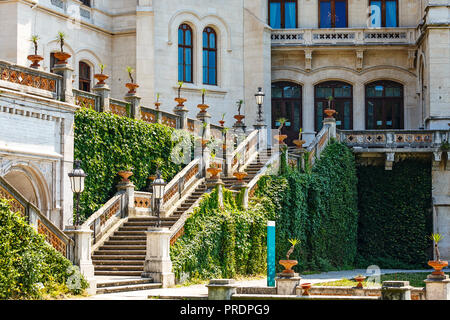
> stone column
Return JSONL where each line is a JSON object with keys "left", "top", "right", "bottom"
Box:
{"left": 124, "top": 93, "right": 142, "bottom": 120}
{"left": 117, "top": 180, "right": 135, "bottom": 217}
{"left": 254, "top": 123, "right": 268, "bottom": 152}
{"left": 197, "top": 106, "right": 212, "bottom": 177}
{"left": 206, "top": 279, "right": 237, "bottom": 300}
{"left": 381, "top": 281, "right": 412, "bottom": 300}
{"left": 323, "top": 117, "right": 337, "bottom": 138}
{"left": 53, "top": 63, "right": 74, "bottom": 104}
{"left": 174, "top": 99, "right": 189, "bottom": 129}
{"left": 240, "top": 184, "right": 249, "bottom": 209}
{"left": 302, "top": 82, "right": 316, "bottom": 146}
{"left": 92, "top": 83, "right": 111, "bottom": 113}
{"left": 141, "top": 227, "right": 175, "bottom": 288}
{"left": 424, "top": 274, "right": 450, "bottom": 300}
{"left": 276, "top": 275, "right": 301, "bottom": 295}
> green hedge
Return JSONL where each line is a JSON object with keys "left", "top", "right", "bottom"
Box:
{"left": 356, "top": 159, "right": 433, "bottom": 269}
{"left": 255, "top": 141, "right": 359, "bottom": 272}
{"left": 74, "top": 108, "right": 184, "bottom": 220}
{"left": 0, "top": 199, "right": 88, "bottom": 299}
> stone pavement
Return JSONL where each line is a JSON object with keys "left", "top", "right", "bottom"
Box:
{"left": 76, "top": 268, "right": 437, "bottom": 300}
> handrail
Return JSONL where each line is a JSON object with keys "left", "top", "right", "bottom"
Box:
{"left": 230, "top": 130, "right": 259, "bottom": 172}
{"left": 247, "top": 150, "right": 281, "bottom": 198}
{"left": 305, "top": 124, "right": 332, "bottom": 166}
{"left": 0, "top": 176, "right": 73, "bottom": 259}
{"left": 73, "top": 88, "right": 101, "bottom": 112}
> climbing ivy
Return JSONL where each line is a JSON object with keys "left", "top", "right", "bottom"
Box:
{"left": 74, "top": 108, "right": 184, "bottom": 220}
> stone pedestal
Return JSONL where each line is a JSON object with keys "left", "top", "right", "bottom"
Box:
{"left": 124, "top": 93, "right": 142, "bottom": 120}
{"left": 206, "top": 279, "right": 236, "bottom": 300}
{"left": 253, "top": 123, "right": 267, "bottom": 151}
{"left": 117, "top": 181, "right": 135, "bottom": 217}
{"left": 424, "top": 274, "right": 450, "bottom": 300}
{"left": 381, "top": 281, "right": 412, "bottom": 300}
{"left": 174, "top": 103, "right": 189, "bottom": 129}
{"left": 92, "top": 84, "right": 111, "bottom": 112}
{"left": 276, "top": 274, "right": 301, "bottom": 295}
{"left": 53, "top": 64, "right": 74, "bottom": 104}
{"left": 141, "top": 227, "right": 175, "bottom": 288}
{"left": 323, "top": 117, "right": 337, "bottom": 138}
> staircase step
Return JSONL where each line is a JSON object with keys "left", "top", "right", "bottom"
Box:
{"left": 109, "top": 236, "right": 147, "bottom": 241}
{"left": 93, "top": 260, "right": 146, "bottom": 266}
{"left": 92, "top": 255, "right": 146, "bottom": 260}
{"left": 100, "top": 245, "right": 147, "bottom": 250}
{"left": 95, "top": 265, "right": 144, "bottom": 271}
{"left": 97, "top": 282, "right": 162, "bottom": 294}
{"left": 94, "top": 250, "right": 146, "bottom": 255}
{"left": 94, "top": 271, "right": 144, "bottom": 277}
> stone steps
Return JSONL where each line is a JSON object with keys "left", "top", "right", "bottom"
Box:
{"left": 96, "top": 278, "right": 162, "bottom": 295}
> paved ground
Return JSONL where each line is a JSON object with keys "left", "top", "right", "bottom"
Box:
{"left": 78, "top": 268, "right": 437, "bottom": 300}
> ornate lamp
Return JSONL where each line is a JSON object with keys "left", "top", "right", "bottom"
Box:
{"left": 255, "top": 87, "right": 265, "bottom": 122}
{"left": 68, "top": 160, "right": 86, "bottom": 227}
{"left": 152, "top": 170, "right": 166, "bottom": 228}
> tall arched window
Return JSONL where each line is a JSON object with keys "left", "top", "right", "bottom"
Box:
{"left": 319, "top": 0, "right": 348, "bottom": 28}
{"left": 315, "top": 81, "right": 353, "bottom": 131}
{"left": 178, "top": 24, "right": 193, "bottom": 83}
{"left": 203, "top": 27, "right": 217, "bottom": 86}
{"left": 79, "top": 61, "right": 91, "bottom": 92}
{"left": 269, "top": 0, "right": 297, "bottom": 29}
{"left": 366, "top": 80, "right": 403, "bottom": 129}
{"left": 369, "top": 0, "right": 398, "bottom": 28}
{"left": 271, "top": 81, "right": 302, "bottom": 145}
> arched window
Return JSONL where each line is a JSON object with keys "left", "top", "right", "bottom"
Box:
{"left": 79, "top": 61, "right": 91, "bottom": 92}
{"left": 269, "top": 0, "right": 297, "bottom": 29}
{"left": 319, "top": 0, "right": 348, "bottom": 28}
{"left": 271, "top": 81, "right": 302, "bottom": 145}
{"left": 366, "top": 80, "right": 403, "bottom": 129}
{"left": 315, "top": 81, "right": 353, "bottom": 131}
{"left": 178, "top": 24, "right": 193, "bottom": 83}
{"left": 369, "top": 0, "right": 398, "bottom": 28}
{"left": 80, "top": 0, "right": 91, "bottom": 7}
{"left": 203, "top": 27, "right": 217, "bottom": 86}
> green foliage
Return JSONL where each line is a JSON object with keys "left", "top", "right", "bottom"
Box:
{"left": 356, "top": 159, "right": 432, "bottom": 269}
{"left": 74, "top": 108, "right": 183, "bottom": 220}
{"left": 254, "top": 141, "right": 359, "bottom": 273}
{"left": 0, "top": 199, "right": 88, "bottom": 299}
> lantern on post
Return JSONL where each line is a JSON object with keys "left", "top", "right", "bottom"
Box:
{"left": 68, "top": 160, "right": 86, "bottom": 227}
{"left": 152, "top": 170, "right": 166, "bottom": 228}
{"left": 255, "top": 87, "right": 265, "bottom": 122}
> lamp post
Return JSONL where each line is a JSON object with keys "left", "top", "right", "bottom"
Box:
{"left": 152, "top": 170, "right": 166, "bottom": 228}
{"left": 68, "top": 160, "right": 86, "bottom": 228}
{"left": 255, "top": 87, "right": 265, "bottom": 123}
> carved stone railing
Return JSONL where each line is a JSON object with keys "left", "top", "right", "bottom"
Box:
{"left": 141, "top": 105, "right": 179, "bottom": 129}
{"left": 230, "top": 130, "right": 259, "bottom": 173}
{"left": 81, "top": 191, "right": 128, "bottom": 245}
{"left": 160, "top": 110, "right": 179, "bottom": 129}
{"left": 271, "top": 28, "right": 416, "bottom": 47}
{"left": 0, "top": 60, "right": 62, "bottom": 99}
{"left": 73, "top": 89, "right": 101, "bottom": 111}
{"left": 338, "top": 130, "right": 449, "bottom": 150}
{"left": 162, "top": 158, "right": 201, "bottom": 213}
{"left": 246, "top": 150, "right": 281, "bottom": 200}
{"left": 305, "top": 123, "right": 333, "bottom": 167}
{"left": 110, "top": 98, "right": 129, "bottom": 117}
{"left": 134, "top": 191, "right": 152, "bottom": 215}
{"left": 187, "top": 118, "right": 200, "bottom": 134}
{"left": 0, "top": 176, "right": 73, "bottom": 259}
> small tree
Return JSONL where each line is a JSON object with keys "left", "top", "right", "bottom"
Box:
{"left": 430, "top": 233, "right": 444, "bottom": 261}
{"left": 126, "top": 66, "right": 134, "bottom": 83}
{"left": 286, "top": 239, "right": 299, "bottom": 260}
{"left": 56, "top": 31, "right": 66, "bottom": 52}
{"left": 30, "top": 35, "right": 40, "bottom": 55}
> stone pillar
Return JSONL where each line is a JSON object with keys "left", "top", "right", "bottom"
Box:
{"left": 53, "top": 63, "right": 74, "bottom": 104}
{"left": 254, "top": 124, "right": 268, "bottom": 152}
{"left": 117, "top": 180, "right": 135, "bottom": 217}
{"left": 323, "top": 117, "right": 336, "bottom": 138}
{"left": 381, "top": 281, "right": 412, "bottom": 300}
{"left": 174, "top": 99, "right": 189, "bottom": 129}
{"left": 240, "top": 184, "right": 249, "bottom": 209}
{"left": 92, "top": 83, "right": 111, "bottom": 113}
{"left": 206, "top": 279, "right": 237, "bottom": 300}
{"left": 124, "top": 93, "right": 142, "bottom": 120}
{"left": 424, "top": 274, "right": 450, "bottom": 300}
{"left": 141, "top": 227, "right": 175, "bottom": 288}
{"left": 302, "top": 82, "right": 316, "bottom": 146}
{"left": 197, "top": 107, "right": 212, "bottom": 177}
{"left": 276, "top": 275, "right": 301, "bottom": 295}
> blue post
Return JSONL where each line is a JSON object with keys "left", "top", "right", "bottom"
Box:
{"left": 267, "top": 221, "right": 276, "bottom": 287}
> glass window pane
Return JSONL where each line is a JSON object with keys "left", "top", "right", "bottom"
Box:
{"left": 342, "top": 86, "right": 352, "bottom": 97}
{"left": 370, "top": 1, "right": 382, "bottom": 28}
{"left": 316, "top": 102, "right": 324, "bottom": 131}
{"left": 393, "top": 87, "right": 402, "bottom": 97}
{"left": 185, "top": 30, "right": 191, "bottom": 46}
{"left": 320, "top": 1, "right": 332, "bottom": 28}
{"left": 210, "top": 33, "right": 216, "bottom": 49}
{"left": 203, "top": 50, "right": 208, "bottom": 66}
{"left": 178, "top": 28, "right": 184, "bottom": 45}
{"left": 386, "top": 1, "right": 397, "bottom": 27}
{"left": 293, "top": 102, "right": 301, "bottom": 132}
{"left": 272, "top": 86, "right": 283, "bottom": 98}
{"left": 209, "top": 68, "right": 216, "bottom": 85}
{"left": 335, "top": 1, "right": 347, "bottom": 28}
{"left": 209, "top": 51, "right": 216, "bottom": 67}
{"left": 285, "top": 2, "right": 297, "bottom": 29}
{"left": 367, "top": 101, "right": 374, "bottom": 129}
{"left": 203, "top": 67, "right": 208, "bottom": 84}
{"left": 203, "top": 32, "right": 208, "bottom": 48}
{"left": 334, "top": 87, "right": 344, "bottom": 97}
{"left": 344, "top": 102, "right": 351, "bottom": 129}
{"left": 270, "top": 3, "right": 281, "bottom": 29}
{"left": 178, "top": 63, "right": 183, "bottom": 82}
{"left": 367, "top": 87, "right": 376, "bottom": 97}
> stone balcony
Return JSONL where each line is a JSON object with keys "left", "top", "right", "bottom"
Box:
{"left": 271, "top": 27, "right": 417, "bottom": 47}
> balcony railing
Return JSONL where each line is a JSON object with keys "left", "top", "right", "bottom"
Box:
{"left": 271, "top": 28, "right": 416, "bottom": 47}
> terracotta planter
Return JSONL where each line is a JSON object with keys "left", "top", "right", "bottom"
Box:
{"left": 428, "top": 260, "right": 448, "bottom": 276}
{"left": 126, "top": 83, "right": 139, "bottom": 94}
{"left": 197, "top": 104, "right": 209, "bottom": 112}
{"left": 233, "top": 171, "right": 248, "bottom": 182}
{"left": 118, "top": 170, "right": 133, "bottom": 183}
{"left": 94, "top": 73, "right": 109, "bottom": 85}
{"left": 279, "top": 259, "right": 298, "bottom": 276}
{"left": 207, "top": 167, "right": 222, "bottom": 180}
{"left": 175, "top": 97, "right": 187, "bottom": 107}
{"left": 293, "top": 139, "right": 306, "bottom": 149}
{"left": 354, "top": 276, "right": 366, "bottom": 289}
{"left": 148, "top": 175, "right": 157, "bottom": 182}
{"left": 53, "top": 52, "right": 71, "bottom": 64}
{"left": 27, "top": 54, "right": 44, "bottom": 69}
{"left": 324, "top": 108, "right": 336, "bottom": 118}
{"left": 219, "top": 120, "right": 225, "bottom": 127}
{"left": 301, "top": 283, "right": 312, "bottom": 296}
{"left": 234, "top": 115, "right": 245, "bottom": 123}
{"left": 201, "top": 139, "right": 209, "bottom": 148}
{"left": 274, "top": 134, "right": 288, "bottom": 145}
{"left": 154, "top": 102, "right": 161, "bottom": 110}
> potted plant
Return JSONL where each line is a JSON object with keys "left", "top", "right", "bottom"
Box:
{"left": 293, "top": 128, "right": 306, "bottom": 149}
{"left": 148, "top": 158, "right": 164, "bottom": 184}
{"left": 125, "top": 66, "right": 139, "bottom": 94}
{"left": 300, "top": 283, "right": 312, "bottom": 296}
{"left": 93, "top": 64, "right": 109, "bottom": 86}
{"left": 54, "top": 31, "right": 71, "bottom": 64}
{"left": 197, "top": 89, "right": 209, "bottom": 112}
{"left": 118, "top": 165, "right": 133, "bottom": 183}
{"left": 155, "top": 93, "right": 161, "bottom": 110}
{"left": 27, "top": 35, "right": 43, "bottom": 69}
{"left": 175, "top": 81, "right": 187, "bottom": 107}
{"left": 274, "top": 118, "right": 288, "bottom": 145}
{"left": 428, "top": 233, "right": 448, "bottom": 276}
{"left": 279, "top": 239, "right": 299, "bottom": 276}
{"left": 233, "top": 152, "right": 248, "bottom": 182}
{"left": 234, "top": 100, "right": 245, "bottom": 124}
{"left": 324, "top": 96, "right": 336, "bottom": 118}
{"left": 354, "top": 274, "right": 366, "bottom": 289}
{"left": 207, "top": 152, "right": 222, "bottom": 180}
{"left": 219, "top": 113, "right": 226, "bottom": 127}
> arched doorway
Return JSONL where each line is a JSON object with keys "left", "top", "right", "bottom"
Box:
{"left": 315, "top": 81, "right": 353, "bottom": 131}
{"left": 365, "top": 80, "right": 404, "bottom": 129}
{"left": 271, "top": 81, "right": 302, "bottom": 145}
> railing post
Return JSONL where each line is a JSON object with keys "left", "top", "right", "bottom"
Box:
{"left": 124, "top": 93, "right": 142, "bottom": 120}
{"left": 174, "top": 98, "right": 189, "bottom": 129}
{"left": 117, "top": 179, "right": 135, "bottom": 218}
{"left": 52, "top": 63, "right": 74, "bottom": 104}
{"left": 323, "top": 117, "right": 336, "bottom": 139}
{"left": 92, "top": 82, "right": 111, "bottom": 113}
{"left": 197, "top": 105, "right": 211, "bottom": 177}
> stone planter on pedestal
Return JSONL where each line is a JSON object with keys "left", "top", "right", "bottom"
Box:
{"left": 276, "top": 273, "right": 301, "bottom": 295}
{"left": 381, "top": 281, "right": 412, "bottom": 300}
{"left": 27, "top": 55, "right": 44, "bottom": 69}
{"left": 207, "top": 279, "right": 237, "bottom": 300}
{"left": 424, "top": 273, "right": 450, "bottom": 300}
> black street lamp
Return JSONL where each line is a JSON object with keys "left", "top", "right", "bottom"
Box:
{"left": 152, "top": 170, "right": 166, "bottom": 228}
{"left": 255, "top": 87, "right": 265, "bottom": 122}
{"left": 68, "top": 160, "right": 86, "bottom": 227}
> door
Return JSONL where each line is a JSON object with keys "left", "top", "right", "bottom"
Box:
{"left": 366, "top": 81, "right": 404, "bottom": 129}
